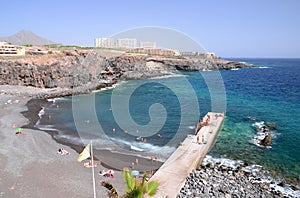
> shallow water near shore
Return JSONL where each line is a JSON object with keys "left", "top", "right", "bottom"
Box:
{"left": 36, "top": 58, "right": 300, "bottom": 186}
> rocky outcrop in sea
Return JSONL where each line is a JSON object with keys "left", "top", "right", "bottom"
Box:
{"left": 0, "top": 50, "right": 254, "bottom": 98}
{"left": 251, "top": 121, "right": 278, "bottom": 148}
{"left": 177, "top": 156, "right": 300, "bottom": 198}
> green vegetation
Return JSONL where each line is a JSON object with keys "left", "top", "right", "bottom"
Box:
{"left": 100, "top": 169, "right": 159, "bottom": 198}
{"left": 45, "top": 45, "right": 95, "bottom": 50}
{"left": 22, "top": 44, "right": 32, "bottom": 47}
{"left": 45, "top": 45, "right": 127, "bottom": 52}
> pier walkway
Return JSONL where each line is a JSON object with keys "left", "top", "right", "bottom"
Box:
{"left": 150, "top": 112, "right": 224, "bottom": 197}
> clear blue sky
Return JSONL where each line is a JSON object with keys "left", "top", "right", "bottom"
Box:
{"left": 1, "top": 0, "right": 299, "bottom": 58}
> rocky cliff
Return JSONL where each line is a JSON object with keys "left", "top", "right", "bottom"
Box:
{"left": 0, "top": 50, "right": 254, "bottom": 96}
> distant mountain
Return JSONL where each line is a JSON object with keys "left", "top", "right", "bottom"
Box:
{"left": 0, "top": 30, "right": 58, "bottom": 46}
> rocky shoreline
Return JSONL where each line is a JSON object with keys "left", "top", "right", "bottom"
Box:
{"left": 0, "top": 49, "right": 255, "bottom": 99}
{"left": 177, "top": 156, "right": 300, "bottom": 198}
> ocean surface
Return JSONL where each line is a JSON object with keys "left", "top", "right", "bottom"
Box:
{"left": 37, "top": 58, "right": 300, "bottom": 185}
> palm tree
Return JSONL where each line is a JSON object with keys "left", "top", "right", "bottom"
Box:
{"left": 100, "top": 168, "right": 159, "bottom": 198}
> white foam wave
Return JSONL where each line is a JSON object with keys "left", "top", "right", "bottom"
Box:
{"left": 36, "top": 125, "right": 58, "bottom": 131}
{"left": 47, "top": 97, "right": 71, "bottom": 103}
{"left": 47, "top": 98, "right": 56, "bottom": 103}
{"left": 38, "top": 107, "right": 45, "bottom": 118}
{"left": 92, "top": 81, "right": 126, "bottom": 93}
{"left": 109, "top": 137, "right": 176, "bottom": 161}
{"left": 202, "top": 68, "right": 212, "bottom": 71}
{"left": 202, "top": 155, "right": 244, "bottom": 170}
{"left": 188, "top": 125, "right": 195, "bottom": 129}
{"left": 150, "top": 73, "right": 187, "bottom": 79}
{"left": 258, "top": 66, "right": 270, "bottom": 69}
{"left": 252, "top": 121, "right": 265, "bottom": 129}
{"left": 35, "top": 108, "right": 44, "bottom": 126}
{"left": 251, "top": 121, "right": 278, "bottom": 149}
{"left": 130, "top": 145, "right": 144, "bottom": 152}
{"left": 54, "top": 134, "right": 84, "bottom": 145}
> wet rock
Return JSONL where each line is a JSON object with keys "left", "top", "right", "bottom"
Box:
{"left": 260, "top": 134, "right": 272, "bottom": 146}
{"left": 177, "top": 156, "right": 299, "bottom": 198}
{"left": 225, "top": 193, "right": 231, "bottom": 198}
{"left": 278, "top": 181, "right": 285, "bottom": 187}
{"left": 264, "top": 122, "right": 278, "bottom": 130}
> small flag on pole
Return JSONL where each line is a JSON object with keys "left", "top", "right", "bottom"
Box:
{"left": 77, "top": 144, "right": 91, "bottom": 162}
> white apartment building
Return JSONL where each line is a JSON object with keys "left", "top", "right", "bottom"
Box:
{"left": 94, "top": 38, "right": 116, "bottom": 48}
{"left": 0, "top": 42, "right": 25, "bottom": 56}
{"left": 140, "top": 41, "right": 156, "bottom": 49}
{"left": 116, "top": 38, "right": 137, "bottom": 49}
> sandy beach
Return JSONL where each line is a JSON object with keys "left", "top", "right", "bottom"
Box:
{"left": 0, "top": 88, "right": 124, "bottom": 197}
{"left": 0, "top": 85, "right": 165, "bottom": 198}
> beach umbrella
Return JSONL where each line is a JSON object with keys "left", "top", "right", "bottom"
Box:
{"left": 131, "top": 170, "right": 140, "bottom": 177}
{"left": 16, "top": 127, "right": 23, "bottom": 132}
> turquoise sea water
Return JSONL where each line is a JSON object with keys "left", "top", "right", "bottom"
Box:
{"left": 211, "top": 58, "right": 300, "bottom": 184}
{"left": 38, "top": 58, "right": 300, "bottom": 184}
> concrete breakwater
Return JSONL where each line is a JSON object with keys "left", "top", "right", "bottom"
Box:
{"left": 150, "top": 112, "right": 224, "bottom": 197}
{"left": 0, "top": 50, "right": 253, "bottom": 98}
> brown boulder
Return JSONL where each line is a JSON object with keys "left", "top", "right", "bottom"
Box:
{"left": 261, "top": 134, "right": 272, "bottom": 146}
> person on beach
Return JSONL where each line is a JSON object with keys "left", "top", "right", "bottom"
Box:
{"left": 197, "top": 135, "right": 202, "bottom": 144}
{"left": 57, "top": 148, "right": 69, "bottom": 155}
{"left": 15, "top": 131, "right": 25, "bottom": 135}
{"left": 99, "top": 170, "right": 114, "bottom": 178}
{"left": 205, "top": 119, "right": 209, "bottom": 126}
{"left": 150, "top": 155, "right": 155, "bottom": 162}
{"left": 84, "top": 160, "right": 97, "bottom": 167}
{"left": 195, "top": 119, "right": 203, "bottom": 135}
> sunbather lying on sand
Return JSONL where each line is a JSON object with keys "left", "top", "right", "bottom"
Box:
{"left": 57, "top": 148, "right": 69, "bottom": 155}
{"left": 99, "top": 169, "right": 114, "bottom": 178}
{"left": 15, "top": 131, "right": 25, "bottom": 135}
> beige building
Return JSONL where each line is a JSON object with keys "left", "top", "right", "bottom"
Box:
{"left": 127, "top": 48, "right": 181, "bottom": 57}
{"left": 117, "top": 38, "right": 137, "bottom": 49}
{"left": 0, "top": 42, "right": 25, "bottom": 56}
{"left": 140, "top": 41, "right": 156, "bottom": 49}
{"left": 94, "top": 38, "right": 116, "bottom": 48}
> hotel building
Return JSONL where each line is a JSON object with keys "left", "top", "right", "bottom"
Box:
{"left": 116, "top": 38, "right": 137, "bottom": 49}
{"left": 139, "top": 41, "right": 156, "bottom": 49}
{"left": 0, "top": 42, "right": 25, "bottom": 56}
{"left": 94, "top": 38, "right": 116, "bottom": 48}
